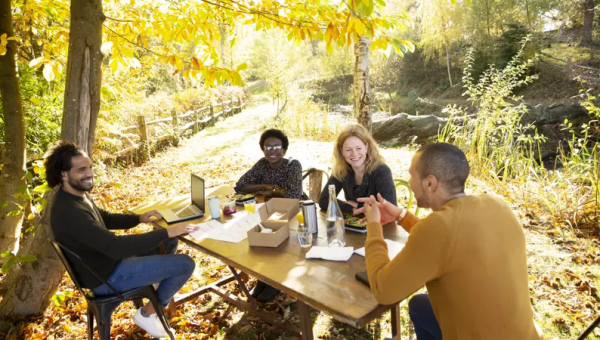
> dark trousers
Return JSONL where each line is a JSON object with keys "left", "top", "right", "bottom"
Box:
{"left": 408, "top": 294, "right": 442, "bottom": 340}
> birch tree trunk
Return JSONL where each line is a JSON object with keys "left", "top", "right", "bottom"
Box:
{"left": 0, "top": 0, "right": 105, "bottom": 317}
{"left": 354, "top": 36, "right": 372, "bottom": 131}
{"left": 61, "top": 0, "right": 105, "bottom": 156}
{"left": 0, "top": 0, "right": 27, "bottom": 263}
{"left": 445, "top": 43, "right": 453, "bottom": 87}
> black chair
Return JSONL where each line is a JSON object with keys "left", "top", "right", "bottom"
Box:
{"left": 577, "top": 315, "right": 600, "bottom": 340}
{"left": 50, "top": 240, "right": 175, "bottom": 340}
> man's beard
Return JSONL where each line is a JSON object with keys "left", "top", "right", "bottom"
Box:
{"left": 68, "top": 176, "right": 94, "bottom": 192}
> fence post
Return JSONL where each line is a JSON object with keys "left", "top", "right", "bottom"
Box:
{"left": 171, "top": 109, "right": 180, "bottom": 147}
{"left": 567, "top": 57, "right": 573, "bottom": 80}
{"left": 193, "top": 108, "right": 199, "bottom": 134}
{"left": 308, "top": 170, "right": 323, "bottom": 203}
{"left": 137, "top": 115, "right": 150, "bottom": 163}
{"left": 210, "top": 103, "right": 215, "bottom": 126}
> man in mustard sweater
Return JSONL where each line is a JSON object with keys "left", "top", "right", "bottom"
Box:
{"left": 357, "top": 143, "right": 542, "bottom": 340}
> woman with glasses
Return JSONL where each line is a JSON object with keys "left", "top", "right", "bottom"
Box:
{"left": 319, "top": 124, "right": 397, "bottom": 212}
{"left": 235, "top": 129, "right": 303, "bottom": 302}
{"left": 235, "top": 129, "right": 303, "bottom": 200}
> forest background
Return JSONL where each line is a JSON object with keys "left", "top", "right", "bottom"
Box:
{"left": 0, "top": 0, "right": 599, "bottom": 339}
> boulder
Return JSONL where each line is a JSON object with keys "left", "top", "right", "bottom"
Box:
{"left": 372, "top": 113, "right": 448, "bottom": 145}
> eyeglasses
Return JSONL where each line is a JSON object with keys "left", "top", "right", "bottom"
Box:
{"left": 263, "top": 145, "right": 283, "bottom": 152}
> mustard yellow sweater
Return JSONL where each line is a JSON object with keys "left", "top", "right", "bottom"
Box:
{"left": 365, "top": 194, "right": 543, "bottom": 340}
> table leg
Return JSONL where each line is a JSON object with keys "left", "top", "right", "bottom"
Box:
{"left": 228, "top": 265, "right": 258, "bottom": 309}
{"left": 297, "top": 300, "right": 314, "bottom": 340}
{"left": 390, "top": 304, "right": 401, "bottom": 339}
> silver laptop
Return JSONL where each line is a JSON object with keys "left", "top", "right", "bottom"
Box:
{"left": 160, "top": 174, "right": 205, "bottom": 224}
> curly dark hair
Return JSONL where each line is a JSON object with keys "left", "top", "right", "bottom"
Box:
{"left": 44, "top": 140, "right": 86, "bottom": 188}
{"left": 259, "top": 129, "right": 289, "bottom": 151}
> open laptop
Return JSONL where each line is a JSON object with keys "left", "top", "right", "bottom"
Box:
{"left": 160, "top": 174, "right": 205, "bottom": 223}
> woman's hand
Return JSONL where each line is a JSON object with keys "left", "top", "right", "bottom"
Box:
{"left": 345, "top": 200, "right": 359, "bottom": 209}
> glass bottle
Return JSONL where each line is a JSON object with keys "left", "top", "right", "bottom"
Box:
{"left": 326, "top": 184, "right": 346, "bottom": 247}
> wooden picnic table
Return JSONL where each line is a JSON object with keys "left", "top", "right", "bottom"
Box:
{"left": 131, "top": 185, "right": 408, "bottom": 339}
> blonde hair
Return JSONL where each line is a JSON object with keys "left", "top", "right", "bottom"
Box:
{"left": 331, "top": 124, "right": 385, "bottom": 180}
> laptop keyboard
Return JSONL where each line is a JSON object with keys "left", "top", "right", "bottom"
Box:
{"left": 177, "top": 207, "right": 199, "bottom": 218}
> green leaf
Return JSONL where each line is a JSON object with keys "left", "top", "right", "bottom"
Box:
{"left": 17, "top": 254, "right": 37, "bottom": 262}
{"left": 17, "top": 184, "right": 28, "bottom": 193}
{"left": 26, "top": 172, "right": 33, "bottom": 183}
{"left": 7, "top": 210, "right": 22, "bottom": 217}
{"left": 0, "top": 201, "right": 8, "bottom": 210}
{"left": 1, "top": 256, "right": 17, "bottom": 273}
{"left": 236, "top": 62, "right": 247, "bottom": 71}
{"left": 1, "top": 250, "right": 13, "bottom": 258}
{"left": 33, "top": 183, "right": 51, "bottom": 193}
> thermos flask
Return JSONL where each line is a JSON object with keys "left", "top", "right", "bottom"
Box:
{"left": 300, "top": 200, "right": 318, "bottom": 234}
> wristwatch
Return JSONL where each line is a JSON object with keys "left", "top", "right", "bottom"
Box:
{"left": 397, "top": 207, "right": 408, "bottom": 223}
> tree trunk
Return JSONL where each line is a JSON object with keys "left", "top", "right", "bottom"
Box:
{"left": 0, "top": 188, "right": 64, "bottom": 317}
{"left": 0, "top": 0, "right": 27, "bottom": 262}
{"left": 0, "top": 0, "right": 105, "bottom": 317}
{"left": 485, "top": 0, "right": 491, "bottom": 38}
{"left": 61, "top": 0, "right": 105, "bottom": 156}
{"left": 354, "top": 36, "right": 372, "bottom": 131}
{"left": 580, "top": 0, "right": 595, "bottom": 47}
{"left": 219, "top": 23, "right": 227, "bottom": 68}
{"left": 445, "top": 43, "right": 453, "bottom": 87}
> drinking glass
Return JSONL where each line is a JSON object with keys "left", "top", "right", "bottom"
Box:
{"left": 244, "top": 202, "right": 256, "bottom": 215}
{"left": 297, "top": 226, "right": 312, "bottom": 248}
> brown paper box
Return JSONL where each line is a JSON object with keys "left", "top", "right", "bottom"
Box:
{"left": 247, "top": 198, "right": 299, "bottom": 247}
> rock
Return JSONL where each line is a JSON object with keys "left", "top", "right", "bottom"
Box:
{"left": 372, "top": 113, "right": 448, "bottom": 145}
{"left": 542, "top": 103, "right": 587, "bottom": 124}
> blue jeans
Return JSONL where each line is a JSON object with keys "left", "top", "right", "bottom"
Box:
{"left": 92, "top": 239, "right": 194, "bottom": 307}
{"left": 409, "top": 294, "right": 442, "bottom": 340}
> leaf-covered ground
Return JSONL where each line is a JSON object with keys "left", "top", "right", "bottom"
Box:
{"left": 8, "top": 103, "right": 600, "bottom": 339}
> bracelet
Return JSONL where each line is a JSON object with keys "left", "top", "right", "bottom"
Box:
{"left": 397, "top": 207, "right": 407, "bottom": 223}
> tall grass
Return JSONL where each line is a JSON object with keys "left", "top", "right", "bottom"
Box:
{"left": 439, "top": 37, "right": 599, "bottom": 232}
{"left": 270, "top": 88, "right": 342, "bottom": 142}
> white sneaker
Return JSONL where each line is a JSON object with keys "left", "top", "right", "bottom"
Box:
{"left": 133, "top": 308, "right": 174, "bottom": 339}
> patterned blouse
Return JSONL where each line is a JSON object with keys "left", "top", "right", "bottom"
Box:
{"left": 235, "top": 158, "right": 304, "bottom": 199}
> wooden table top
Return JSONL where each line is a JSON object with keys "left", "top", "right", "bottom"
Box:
{"left": 131, "top": 186, "right": 408, "bottom": 328}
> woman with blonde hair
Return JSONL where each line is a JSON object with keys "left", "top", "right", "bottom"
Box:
{"left": 319, "top": 124, "right": 397, "bottom": 212}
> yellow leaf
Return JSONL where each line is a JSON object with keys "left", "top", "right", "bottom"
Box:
{"left": 30, "top": 97, "right": 41, "bottom": 105}
{"left": 0, "top": 44, "right": 6, "bottom": 56}
{"left": 63, "top": 323, "right": 71, "bottom": 333}
{"left": 27, "top": 213, "right": 34, "bottom": 221}
{"left": 43, "top": 63, "right": 55, "bottom": 81}
{"left": 191, "top": 57, "right": 200, "bottom": 70}
{"left": 0, "top": 33, "right": 6, "bottom": 45}
{"left": 355, "top": 19, "right": 366, "bottom": 36}
{"left": 29, "top": 57, "right": 45, "bottom": 68}
{"left": 236, "top": 62, "right": 247, "bottom": 71}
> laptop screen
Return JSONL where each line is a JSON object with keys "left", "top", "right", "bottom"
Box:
{"left": 191, "top": 174, "right": 205, "bottom": 211}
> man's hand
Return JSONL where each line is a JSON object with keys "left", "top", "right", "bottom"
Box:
{"left": 355, "top": 193, "right": 401, "bottom": 225}
{"left": 167, "top": 223, "right": 201, "bottom": 238}
{"left": 140, "top": 210, "right": 163, "bottom": 223}
{"left": 362, "top": 196, "right": 381, "bottom": 224}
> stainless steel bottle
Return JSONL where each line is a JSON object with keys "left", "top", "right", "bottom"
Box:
{"left": 300, "top": 200, "right": 318, "bottom": 234}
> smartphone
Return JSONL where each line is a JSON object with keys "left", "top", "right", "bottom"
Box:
{"left": 355, "top": 270, "right": 370, "bottom": 288}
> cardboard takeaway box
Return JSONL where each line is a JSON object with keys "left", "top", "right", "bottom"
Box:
{"left": 247, "top": 198, "right": 300, "bottom": 247}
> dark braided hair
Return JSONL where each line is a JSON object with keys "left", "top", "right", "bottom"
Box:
{"left": 44, "top": 140, "right": 86, "bottom": 188}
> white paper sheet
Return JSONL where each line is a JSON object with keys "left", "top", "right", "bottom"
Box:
{"left": 306, "top": 246, "right": 355, "bottom": 262}
{"left": 189, "top": 213, "right": 260, "bottom": 243}
{"left": 354, "top": 239, "right": 405, "bottom": 259}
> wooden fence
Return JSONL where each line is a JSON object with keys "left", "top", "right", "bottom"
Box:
{"left": 0, "top": 97, "right": 246, "bottom": 169}
{"left": 107, "top": 96, "right": 245, "bottom": 163}
{"left": 539, "top": 52, "right": 600, "bottom": 83}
